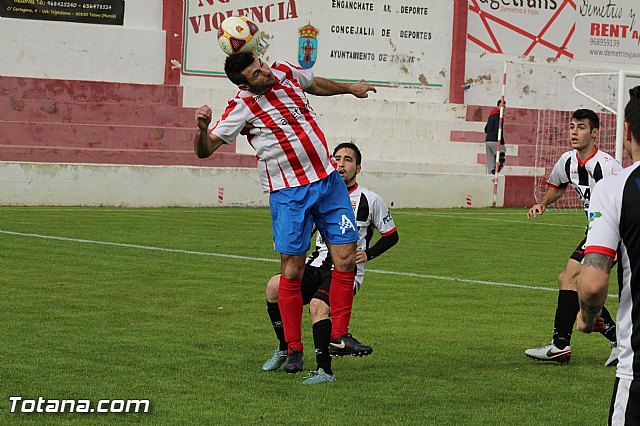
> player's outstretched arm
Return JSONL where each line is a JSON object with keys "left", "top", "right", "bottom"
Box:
{"left": 527, "top": 185, "right": 566, "bottom": 219}
{"left": 194, "top": 105, "right": 225, "bottom": 158}
{"left": 305, "top": 77, "right": 376, "bottom": 98}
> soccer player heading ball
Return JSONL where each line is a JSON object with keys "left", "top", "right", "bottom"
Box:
{"left": 194, "top": 52, "right": 376, "bottom": 384}
{"left": 525, "top": 109, "right": 622, "bottom": 366}
{"left": 261, "top": 143, "right": 399, "bottom": 381}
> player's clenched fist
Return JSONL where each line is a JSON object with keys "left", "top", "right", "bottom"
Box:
{"left": 195, "top": 105, "right": 213, "bottom": 130}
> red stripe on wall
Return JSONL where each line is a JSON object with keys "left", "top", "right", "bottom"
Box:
{"left": 450, "top": 0, "right": 468, "bottom": 104}
{"left": 163, "top": 1, "right": 183, "bottom": 86}
{"left": 504, "top": 175, "right": 536, "bottom": 207}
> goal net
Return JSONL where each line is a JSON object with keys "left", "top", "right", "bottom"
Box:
{"left": 533, "top": 71, "right": 640, "bottom": 209}
{"left": 534, "top": 109, "right": 617, "bottom": 209}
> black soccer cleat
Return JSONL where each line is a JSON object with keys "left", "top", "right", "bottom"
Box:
{"left": 329, "top": 333, "right": 373, "bottom": 357}
{"left": 283, "top": 349, "right": 304, "bottom": 374}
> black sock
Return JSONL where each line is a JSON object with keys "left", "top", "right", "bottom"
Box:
{"left": 552, "top": 290, "right": 579, "bottom": 349}
{"left": 312, "top": 319, "right": 332, "bottom": 375}
{"left": 600, "top": 306, "right": 617, "bottom": 343}
{"left": 267, "top": 301, "right": 287, "bottom": 351}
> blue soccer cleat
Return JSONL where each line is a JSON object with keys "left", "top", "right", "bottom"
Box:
{"left": 302, "top": 368, "right": 336, "bottom": 385}
{"left": 261, "top": 349, "right": 288, "bottom": 371}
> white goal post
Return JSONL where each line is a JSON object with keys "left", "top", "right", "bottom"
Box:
{"left": 573, "top": 70, "right": 640, "bottom": 163}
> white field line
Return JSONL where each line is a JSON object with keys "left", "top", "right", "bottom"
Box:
{"left": 0, "top": 229, "right": 616, "bottom": 299}
{"left": 393, "top": 211, "right": 584, "bottom": 228}
{"left": 0, "top": 230, "right": 278, "bottom": 264}
{"left": 2, "top": 207, "right": 581, "bottom": 215}
{"left": 1, "top": 208, "right": 582, "bottom": 227}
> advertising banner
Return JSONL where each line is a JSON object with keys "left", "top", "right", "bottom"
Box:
{"left": 183, "top": 0, "right": 452, "bottom": 89}
{"left": 574, "top": 0, "right": 640, "bottom": 65}
{"left": 0, "top": 0, "right": 125, "bottom": 25}
{"left": 467, "top": 0, "right": 640, "bottom": 65}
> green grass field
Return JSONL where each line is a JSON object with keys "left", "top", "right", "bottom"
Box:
{"left": 0, "top": 206, "right": 619, "bottom": 424}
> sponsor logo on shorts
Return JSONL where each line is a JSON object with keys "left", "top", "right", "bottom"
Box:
{"left": 339, "top": 215, "right": 356, "bottom": 235}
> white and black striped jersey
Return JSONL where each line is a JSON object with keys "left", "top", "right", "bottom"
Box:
{"left": 306, "top": 183, "right": 397, "bottom": 293}
{"left": 547, "top": 148, "right": 622, "bottom": 213}
{"left": 585, "top": 162, "right": 640, "bottom": 381}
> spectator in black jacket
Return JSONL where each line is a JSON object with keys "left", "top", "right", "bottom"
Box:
{"left": 485, "top": 99, "right": 506, "bottom": 174}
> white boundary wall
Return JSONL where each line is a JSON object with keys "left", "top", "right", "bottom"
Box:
{"left": 0, "top": 162, "right": 503, "bottom": 208}
{"left": 0, "top": 1, "right": 484, "bottom": 209}
{"left": 465, "top": 0, "right": 640, "bottom": 110}
{"left": 464, "top": 53, "right": 638, "bottom": 110}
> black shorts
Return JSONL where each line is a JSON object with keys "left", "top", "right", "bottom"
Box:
{"left": 609, "top": 377, "right": 640, "bottom": 424}
{"left": 275, "top": 267, "right": 332, "bottom": 306}
{"left": 301, "top": 266, "right": 332, "bottom": 306}
{"left": 569, "top": 237, "right": 587, "bottom": 263}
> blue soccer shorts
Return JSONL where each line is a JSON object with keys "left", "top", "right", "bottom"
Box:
{"left": 269, "top": 170, "right": 358, "bottom": 256}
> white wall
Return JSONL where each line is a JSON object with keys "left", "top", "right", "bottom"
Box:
{"left": 0, "top": 162, "right": 503, "bottom": 208}
{"left": 182, "top": 81, "right": 475, "bottom": 165}
{"left": 465, "top": 0, "right": 640, "bottom": 110}
{"left": 1, "top": 162, "right": 266, "bottom": 207}
{"left": 464, "top": 53, "right": 631, "bottom": 111}
{"left": 0, "top": 0, "right": 165, "bottom": 84}
{"left": 0, "top": 2, "right": 511, "bottom": 208}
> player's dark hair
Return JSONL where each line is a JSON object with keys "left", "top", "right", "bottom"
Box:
{"left": 224, "top": 51, "right": 255, "bottom": 86}
{"left": 333, "top": 142, "right": 362, "bottom": 165}
{"left": 625, "top": 86, "right": 640, "bottom": 145}
{"left": 572, "top": 108, "right": 600, "bottom": 129}
{"left": 497, "top": 99, "right": 505, "bottom": 107}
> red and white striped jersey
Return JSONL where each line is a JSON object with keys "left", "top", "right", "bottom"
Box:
{"left": 209, "top": 61, "right": 336, "bottom": 192}
{"left": 585, "top": 162, "right": 640, "bottom": 380}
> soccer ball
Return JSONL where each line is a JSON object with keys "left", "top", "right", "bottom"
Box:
{"left": 217, "top": 16, "right": 261, "bottom": 55}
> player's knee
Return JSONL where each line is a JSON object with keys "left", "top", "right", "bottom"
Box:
{"left": 266, "top": 275, "right": 280, "bottom": 302}
{"left": 280, "top": 254, "right": 306, "bottom": 280}
{"left": 309, "top": 298, "right": 330, "bottom": 322}
{"left": 557, "top": 269, "right": 578, "bottom": 290}
{"left": 332, "top": 249, "right": 356, "bottom": 270}
{"left": 335, "top": 259, "right": 356, "bottom": 271}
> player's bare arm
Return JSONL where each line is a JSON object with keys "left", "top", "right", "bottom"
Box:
{"left": 194, "top": 105, "right": 225, "bottom": 158}
{"left": 576, "top": 253, "right": 613, "bottom": 332}
{"left": 583, "top": 252, "right": 615, "bottom": 272}
{"left": 527, "top": 185, "right": 567, "bottom": 219}
{"left": 305, "top": 77, "right": 376, "bottom": 98}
